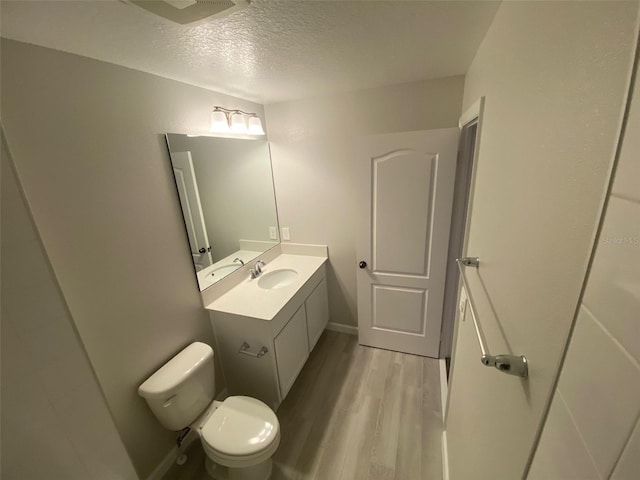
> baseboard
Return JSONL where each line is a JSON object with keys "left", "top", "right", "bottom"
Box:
{"left": 146, "top": 444, "right": 179, "bottom": 480}
{"left": 441, "top": 430, "right": 450, "bottom": 480}
{"left": 439, "top": 358, "right": 448, "bottom": 423}
{"left": 146, "top": 430, "right": 198, "bottom": 480}
{"left": 326, "top": 322, "right": 358, "bottom": 336}
{"left": 439, "top": 358, "right": 450, "bottom": 480}
{"left": 146, "top": 388, "right": 229, "bottom": 480}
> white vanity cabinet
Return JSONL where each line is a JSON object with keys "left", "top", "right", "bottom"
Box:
{"left": 305, "top": 278, "right": 329, "bottom": 351}
{"left": 208, "top": 263, "right": 329, "bottom": 409}
{"left": 273, "top": 305, "right": 309, "bottom": 399}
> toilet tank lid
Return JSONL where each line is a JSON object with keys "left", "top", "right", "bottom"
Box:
{"left": 138, "top": 342, "right": 213, "bottom": 399}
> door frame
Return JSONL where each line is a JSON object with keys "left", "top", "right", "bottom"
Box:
{"left": 442, "top": 97, "right": 485, "bottom": 422}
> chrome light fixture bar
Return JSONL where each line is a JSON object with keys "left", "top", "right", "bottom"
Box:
{"left": 210, "top": 106, "right": 265, "bottom": 135}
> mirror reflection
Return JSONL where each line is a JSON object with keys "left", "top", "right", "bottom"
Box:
{"left": 165, "top": 134, "right": 279, "bottom": 290}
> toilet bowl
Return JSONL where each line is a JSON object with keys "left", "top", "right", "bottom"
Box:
{"left": 197, "top": 396, "right": 280, "bottom": 480}
{"left": 138, "top": 342, "right": 280, "bottom": 480}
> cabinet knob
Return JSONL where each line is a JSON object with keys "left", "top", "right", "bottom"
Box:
{"left": 359, "top": 261, "right": 367, "bottom": 269}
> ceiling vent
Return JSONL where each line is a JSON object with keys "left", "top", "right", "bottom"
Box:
{"left": 129, "top": 0, "right": 249, "bottom": 25}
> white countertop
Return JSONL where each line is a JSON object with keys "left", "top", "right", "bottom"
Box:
{"left": 205, "top": 253, "right": 327, "bottom": 320}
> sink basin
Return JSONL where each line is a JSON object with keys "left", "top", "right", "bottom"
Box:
{"left": 258, "top": 269, "right": 299, "bottom": 290}
{"left": 210, "top": 264, "right": 240, "bottom": 277}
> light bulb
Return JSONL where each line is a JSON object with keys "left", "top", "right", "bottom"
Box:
{"left": 230, "top": 112, "right": 248, "bottom": 134}
{"left": 210, "top": 110, "right": 230, "bottom": 133}
{"left": 248, "top": 116, "right": 265, "bottom": 135}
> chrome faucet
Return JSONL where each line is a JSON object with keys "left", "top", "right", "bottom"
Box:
{"left": 250, "top": 260, "right": 266, "bottom": 279}
{"left": 233, "top": 257, "right": 245, "bottom": 266}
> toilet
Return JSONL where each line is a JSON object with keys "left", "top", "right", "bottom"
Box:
{"left": 138, "top": 342, "right": 280, "bottom": 480}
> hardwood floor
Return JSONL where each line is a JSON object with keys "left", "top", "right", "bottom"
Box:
{"left": 162, "top": 330, "right": 444, "bottom": 480}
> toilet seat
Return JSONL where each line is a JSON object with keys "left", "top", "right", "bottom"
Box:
{"left": 200, "top": 396, "right": 280, "bottom": 468}
{"left": 202, "top": 433, "right": 280, "bottom": 468}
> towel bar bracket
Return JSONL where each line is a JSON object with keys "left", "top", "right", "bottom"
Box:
{"left": 461, "top": 256, "right": 479, "bottom": 268}
{"left": 482, "top": 354, "right": 528, "bottom": 377}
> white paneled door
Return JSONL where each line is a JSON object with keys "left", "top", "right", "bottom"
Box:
{"left": 357, "top": 129, "right": 459, "bottom": 357}
{"left": 170, "top": 151, "right": 213, "bottom": 270}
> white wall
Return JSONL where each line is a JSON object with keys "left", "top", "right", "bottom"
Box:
{"left": 1, "top": 132, "right": 138, "bottom": 479}
{"left": 445, "top": 2, "right": 638, "bottom": 479}
{"left": 528, "top": 64, "right": 640, "bottom": 480}
{"left": 265, "top": 76, "right": 465, "bottom": 327}
{"left": 0, "top": 39, "right": 264, "bottom": 478}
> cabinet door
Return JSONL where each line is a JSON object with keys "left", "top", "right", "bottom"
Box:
{"left": 274, "top": 306, "right": 309, "bottom": 399}
{"left": 306, "top": 278, "right": 329, "bottom": 351}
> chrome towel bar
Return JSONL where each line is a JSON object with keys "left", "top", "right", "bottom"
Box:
{"left": 239, "top": 342, "right": 268, "bottom": 358}
{"left": 456, "top": 257, "right": 528, "bottom": 378}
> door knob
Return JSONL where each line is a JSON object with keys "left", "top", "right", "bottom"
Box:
{"left": 359, "top": 261, "right": 367, "bottom": 269}
{"left": 199, "top": 247, "right": 206, "bottom": 254}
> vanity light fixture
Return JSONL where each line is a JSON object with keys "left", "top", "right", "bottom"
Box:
{"left": 210, "top": 106, "right": 265, "bottom": 136}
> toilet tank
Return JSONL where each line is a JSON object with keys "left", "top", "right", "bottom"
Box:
{"left": 138, "top": 342, "right": 215, "bottom": 431}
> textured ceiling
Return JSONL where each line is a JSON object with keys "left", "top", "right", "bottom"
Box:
{"left": 0, "top": 0, "right": 500, "bottom": 104}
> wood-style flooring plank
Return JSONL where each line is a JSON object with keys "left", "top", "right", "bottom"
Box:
{"left": 338, "top": 394, "right": 382, "bottom": 480}
{"left": 369, "top": 353, "right": 404, "bottom": 471}
{"left": 420, "top": 357, "right": 444, "bottom": 480}
{"left": 363, "top": 346, "right": 394, "bottom": 400}
{"left": 395, "top": 354, "right": 424, "bottom": 479}
{"left": 276, "top": 332, "right": 355, "bottom": 479}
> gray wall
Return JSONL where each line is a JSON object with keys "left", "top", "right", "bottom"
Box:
{"left": 445, "top": 2, "right": 638, "bottom": 478}
{"left": 1, "top": 39, "right": 264, "bottom": 478}
{"left": 1, "top": 131, "right": 138, "bottom": 479}
{"left": 529, "top": 57, "right": 640, "bottom": 480}
{"left": 264, "top": 76, "right": 465, "bottom": 327}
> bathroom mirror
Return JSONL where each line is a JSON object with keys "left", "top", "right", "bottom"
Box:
{"left": 165, "top": 134, "right": 279, "bottom": 291}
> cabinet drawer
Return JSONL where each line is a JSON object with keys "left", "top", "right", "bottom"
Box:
{"left": 274, "top": 306, "right": 309, "bottom": 399}
{"left": 305, "top": 277, "right": 329, "bottom": 351}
